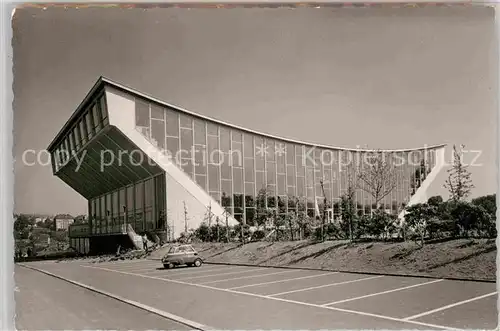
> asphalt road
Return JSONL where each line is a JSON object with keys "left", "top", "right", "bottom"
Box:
{"left": 16, "top": 259, "right": 498, "bottom": 330}
{"left": 14, "top": 265, "right": 190, "bottom": 330}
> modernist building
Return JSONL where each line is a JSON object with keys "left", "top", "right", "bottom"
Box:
{"left": 47, "top": 77, "right": 445, "bottom": 254}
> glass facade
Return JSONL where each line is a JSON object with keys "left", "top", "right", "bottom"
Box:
{"left": 88, "top": 173, "right": 166, "bottom": 235}
{"left": 134, "top": 97, "right": 439, "bottom": 224}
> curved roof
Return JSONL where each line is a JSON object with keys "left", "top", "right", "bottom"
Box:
{"left": 48, "top": 76, "right": 447, "bottom": 153}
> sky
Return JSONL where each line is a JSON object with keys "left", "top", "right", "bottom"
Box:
{"left": 12, "top": 6, "right": 497, "bottom": 216}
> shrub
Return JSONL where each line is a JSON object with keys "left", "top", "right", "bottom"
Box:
{"left": 365, "top": 210, "right": 396, "bottom": 240}
{"left": 251, "top": 229, "right": 266, "bottom": 241}
{"left": 448, "top": 201, "right": 490, "bottom": 237}
{"left": 194, "top": 223, "right": 211, "bottom": 242}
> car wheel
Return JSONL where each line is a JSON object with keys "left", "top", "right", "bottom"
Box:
{"left": 164, "top": 263, "right": 173, "bottom": 269}
{"left": 194, "top": 258, "right": 202, "bottom": 267}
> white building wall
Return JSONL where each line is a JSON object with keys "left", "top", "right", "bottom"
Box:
{"left": 398, "top": 146, "right": 446, "bottom": 223}
{"left": 105, "top": 87, "right": 238, "bottom": 239}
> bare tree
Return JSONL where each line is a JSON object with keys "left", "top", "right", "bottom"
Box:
{"left": 444, "top": 144, "right": 474, "bottom": 201}
{"left": 356, "top": 150, "right": 397, "bottom": 210}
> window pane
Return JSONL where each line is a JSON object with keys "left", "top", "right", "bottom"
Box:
{"left": 144, "top": 179, "right": 154, "bottom": 229}
{"left": 194, "top": 120, "right": 206, "bottom": 145}
{"left": 286, "top": 144, "right": 295, "bottom": 164}
{"left": 79, "top": 120, "right": 87, "bottom": 145}
{"left": 277, "top": 154, "right": 285, "bottom": 174}
{"left": 287, "top": 165, "right": 296, "bottom": 185}
{"left": 233, "top": 168, "right": 243, "bottom": 193}
{"left": 194, "top": 145, "right": 206, "bottom": 174}
{"left": 105, "top": 194, "right": 112, "bottom": 217}
{"left": 167, "top": 137, "right": 179, "bottom": 160}
{"left": 74, "top": 127, "right": 81, "bottom": 149}
{"left": 179, "top": 113, "right": 193, "bottom": 129}
{"left": 296, "top": 146, "right": 304, "bottom": 171}
{"left": 221, "top": 158, "right": 231, "bottom": 180}
{"left": 244, "top": 158, "right": 254, "bottom": 182}
{"left": 180, "top": 128, "right": 193, "bottom": 158}
{"left": 245, "top": 182, "right": 255, "bottom": 198}
{"left": 135, "top": 182, "right": 144, "bottom": 211}
{"left": 151, "top": 104, "right": 164, "bottom": 120}
{"left": 68, "top": 133, "right": 75, "bottom": 153}
{"left": 220, "top": 127, "right": 230, "bottom": 152}
{"left": 305, "top": 147, "right": 315, "bottom": 167}
{"left": 244, "top": 134, "right": 254, "bottom": 158}
{"left": 91, "top": 104, "right": 101, "bottom": 130}
{"left": 85, "top": 112, "right": 94, "bottom": 138}
{"left": 306, "top": 168, "right": 314, "bottom": 187}
{"left": 100, "top": 195, "right": 106, "bottom": 221}
{"left": 278, "top": 174, "right": 286, "bottom": 195}
{"left": 234, "top": 194, "right": 243, "bottom": 214}
{"left": 231, "top": 142, "right": 243, "bottom": 167}
{"left": 119, "top": 188, "right": 126, "bottom": 213}
{"left": 232, "top": 130, "right": 242, "bottom": 143}
{"left": 256, "top": 171, "right": 265, "bottom": 190}
{"left": 221, "top": 192, "right": 232, "bottom": 212}
{"left": 166, "top": 109, "right": 179, "bottom": 137}
{"left": 151, "top": 120, "right": 166, "bottom": 150}
{"left": 112, "top": 191, "right": 119, "bottom": 217}
{"left": 266, "top": 139, "right": 275, "bottom": 161}
{"left": 207, "top": 136, "right": 219, "bottom": 164}
{"left": 208, "top": 164, "right": 220, "bottom": 191}
{"left": 100, "top": 95, "right": 108, "bottom": 119}
{"left": 297, "top": 177, "right": 305, "bottom": 196}
{"left": 207, "top": 122, "right": 218, "bottom": 136}
{"left": 267, "top": 163, "right": 276, "bottom": 185}
{"left": 254, "top": 154, "right": 263, "bottom": 172}
{"left": 221, "top": 180, "right": 232, "bottom": 200}
{"left": 135, "top": 99, "right": 150, "bottom": 127}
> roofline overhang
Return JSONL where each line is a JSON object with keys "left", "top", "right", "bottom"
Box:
{"left": 47, "top": 76, "right": 447, "bottom": 154}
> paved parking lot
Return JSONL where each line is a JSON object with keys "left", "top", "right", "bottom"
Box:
{"left": 21, "top": 259, "right": 497, "bottom": 330}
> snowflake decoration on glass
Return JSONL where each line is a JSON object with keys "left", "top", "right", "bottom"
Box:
{"left": 275, "top": 143, "right": 286, "bottom": 157}
{"left": 255, "top": 143, "right": 268, "bottom": 157}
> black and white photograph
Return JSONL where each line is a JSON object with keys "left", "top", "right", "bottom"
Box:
{"left": 11, "top": 4, "right": 498, "bottom": 330}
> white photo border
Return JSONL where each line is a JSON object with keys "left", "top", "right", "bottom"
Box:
{"left": 1, "top": 2, "right": 498, "bottom": 330}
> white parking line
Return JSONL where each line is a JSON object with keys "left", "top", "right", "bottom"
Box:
{"left": 228, "top": 272, "right": 335, "bottom": 290}
{"left": 90, "top": 259, "right": 149, "bottom": 266}
{"left": 403, "top": 291, "right": 498, "bottom": 321}
{"left": 91, "top": 260, "right": 158, "bottom": 269}
{"left": 322, "top": 279, "right": 445, "bottom": 306}
{"left": 158, "top": 266, "right": 246, "bottom": 279}
{"left": 200, "top": 270, "right": 299, "bottom": 285}
{"left": 99, "top": 261, "right": 161, "bottom": 271}
{"left": 141, "top": 264, "right": 226, "bottom": 275}
{"left": 179, "top": 268, "right": 262, "bottom": 281}
{"left": 83, "top": 264, "right": 454, "bottom": 330}
{"left": 268, "top": 275, "right": 384, "bottom": 297}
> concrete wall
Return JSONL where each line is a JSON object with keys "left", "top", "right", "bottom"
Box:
{"left": 105, "top": 87, "right": 238, "bottom": 239}
{"left": 398, "top": 146, "right": 447, "bottom": 223}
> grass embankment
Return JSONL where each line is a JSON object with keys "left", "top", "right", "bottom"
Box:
{"left": 150, "top": 238, "right": 496, "bottom": 281}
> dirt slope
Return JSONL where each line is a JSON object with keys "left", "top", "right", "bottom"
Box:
{"left": 150, "top": 239, "right": 496, "bottom": 281}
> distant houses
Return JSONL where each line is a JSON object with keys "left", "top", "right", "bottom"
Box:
{"left": 54, "top": 214, "right": 75, "bottom": 231}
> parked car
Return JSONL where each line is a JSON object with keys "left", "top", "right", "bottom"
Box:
{"left": 161, "top": 244, "right": 203, "bottom": 269}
